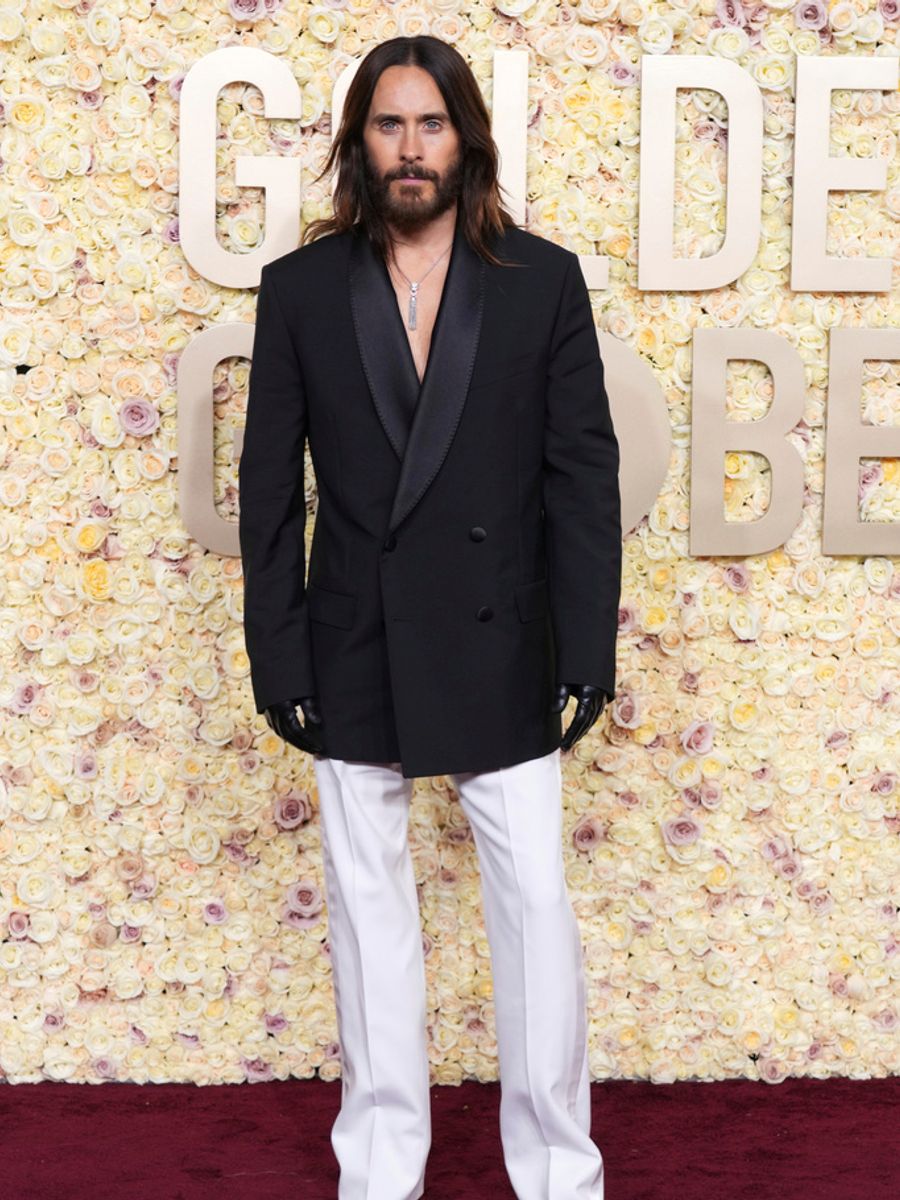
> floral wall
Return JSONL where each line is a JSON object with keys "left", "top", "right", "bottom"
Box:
{"left": 1, "top": 0, "right": 898, "bottom": 1087}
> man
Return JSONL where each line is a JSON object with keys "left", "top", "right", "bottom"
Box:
{"left": 238, "top": 35, "right": 621, "bottom": 1200}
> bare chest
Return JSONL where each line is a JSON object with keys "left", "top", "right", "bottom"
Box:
{"left": 387, "top": 262, "right": 450, "bottom": 386}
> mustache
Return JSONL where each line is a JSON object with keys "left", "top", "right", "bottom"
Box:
{"left": 388, "top": 168, "right": 435, "bottom": 181}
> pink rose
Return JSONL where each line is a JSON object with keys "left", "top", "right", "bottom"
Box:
{"left": 829, "top": 973, "right": 849, "bottom": 997}
{"left": 611, "top": 691, "right": 640, "bottom": 729}
{"left": 773, "top": 854, "right": 802, "bottom": 880}
{"left": 723, "top": 564, "right": 751, "bottom": 593}
{"left": 93, "top": 1058, "right": 117, "bottom": 1079}
{"left": 794, "top": 0, "right": 828, "bottom": 29}
{"left": 228, "top": 0, "right": 270, "bottom": 20}
{"left": 118, "top": 397, "right": 160, "bottom": 437}
{"left": 871, "top": 1009, "right": 897, "bottom": 1031}
{"left": 680, "top": 719, "right": 714, "bottom": 755}
{"left": 609, "top": 61, "right": 638, "bottom": 87}
{"left": 661, "top": 816, "right": 701, "bottom": 845}
{"left": 232, "top": 728, "right": 254, "bottom": 752}
{"left": 761, "top": 835, "right": 791, "bottom": 860}
{"left": 683, "top": 786, "right": 703, "bottom": 809}
{"left": 204, "top": 900, "right": 227, "bottom": 925}
{"left": 871, "top": 771, "right": 896, "bottom": 795}
{"left": 699, "top": 781, "right": 723, "bottom": 809}
{"left": 572, "top": 816, "right": 605, "bottom": 852}
{"left": 285, "top": 880, "right": 324, "bottom": 917}
{"left": 223, "top": 841, "right": 257, "bottom": 866}
{"left": 758, "top": 1057, "right": 788, "bottom": 1084}
{"left": 130, "top": 874, "right": 158, "bottom": 900}
{"left": 617, "top": 604, "right": 637, "bottom": 632}
{"left": 858, "top": 461, "right": 882, "bottom": 502}
{"left": 242, "top": 1056, "right": 274, "bottom": 1082}
{"left": 274, "top": 790, "right": 313, "bottom": 831}
{"left": 8, "top": 911, "right": 31, "bottom": 938}
{"left": 9, "top": 683, "right": 40, "bottom": 714}
{"left": 282, "top": 906, "right": 322, "bottom": 930}
{"left": 715, "top": 0, "right": 747, "bottom": 26}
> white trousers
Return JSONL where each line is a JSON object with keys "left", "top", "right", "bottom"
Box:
{"left": 312, "top": 746, "right": 604, "bottom": 1200}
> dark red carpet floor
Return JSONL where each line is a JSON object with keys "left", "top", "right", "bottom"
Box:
{"left": 2, "top": 1075, "right": 896, "bottom": 1199}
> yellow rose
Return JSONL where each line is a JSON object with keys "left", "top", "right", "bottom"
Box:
{"left": 9, "top": 94, "right": 47, "bottom": 131}
{"left": 606, "top": 231, "right": 631, "bottom": 259}
{"left": 643, "top": 605, "right": 669, "bottom": 634}
{"left": 729, "top": 700, "right": 759, "bottom": 732}
{"left": 80, "top": 560, "right": 110, "bottom": 601}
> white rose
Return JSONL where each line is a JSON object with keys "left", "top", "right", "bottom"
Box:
{"left": 638, "top": 17, "right": 674, "bottom": 54}
{"left": 752, "top": 54, "right": 792, "bottom": 92}
{"left": 855, "top": 12, "right": 884, "bottom": 42}
{"left": 707, "top": 27, "right": 749, "bottom": 59}
{"left": 184, "top": 823, "right": 220, "bottom": 865}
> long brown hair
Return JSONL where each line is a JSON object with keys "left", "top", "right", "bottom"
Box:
{"left": 301, "top": 36, "right": 524, "bottom": 267}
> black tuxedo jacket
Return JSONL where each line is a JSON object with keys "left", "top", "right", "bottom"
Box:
{"left": 238, "top": 212, "right": 621, "bottom": 778}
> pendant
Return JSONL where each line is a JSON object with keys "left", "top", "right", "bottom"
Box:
{"left": 408, "top": 281, "right": 418, "bottom": 330}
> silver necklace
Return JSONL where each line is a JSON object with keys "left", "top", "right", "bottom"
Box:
{"left": 389, "top": 242, "right": 452, "bottom": 330}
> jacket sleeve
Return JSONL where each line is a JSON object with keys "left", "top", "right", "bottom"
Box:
{"left": 542, "top": 252, "right": 622, "bottom": 700}
{"left": 238, "top": 263, "right": 316, "bottom": 714}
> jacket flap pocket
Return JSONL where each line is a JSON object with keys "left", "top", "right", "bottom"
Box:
{"left": 514, "top": 577, "right": 549, "bottom": 623}
{"left": 307, "top": 582, "right": 358, "bottom": 630}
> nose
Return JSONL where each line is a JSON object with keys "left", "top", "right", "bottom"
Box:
{"left": 398, "top": 126, "right": 424, "bottom": 163}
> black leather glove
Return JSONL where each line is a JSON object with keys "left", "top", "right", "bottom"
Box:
{"left": 264, "top": 696, "right": 325, "bottom": 756}
{"left": 552, "top": 682, "right": 610, "bottom": 751}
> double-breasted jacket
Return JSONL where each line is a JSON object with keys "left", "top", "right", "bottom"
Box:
{"left": 238, "top": 214, "right": 622, "bottom": 778}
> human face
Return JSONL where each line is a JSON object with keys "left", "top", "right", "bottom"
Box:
{"left": 362, "top": 64, "right": 463, "bottom": 235}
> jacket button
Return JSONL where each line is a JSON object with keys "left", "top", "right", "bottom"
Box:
{"left": 476, "top": 606, "right": 493, "bottom": 621}
{"left": 469, "top": 526, "right": 486, "bottom": 541}
{"left": 383, "top": 535, "right": 397, "bottom": 552}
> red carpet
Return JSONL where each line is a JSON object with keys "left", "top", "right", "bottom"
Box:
{"left": 2, "top": 1076, "right": 896, "bottom": 1199}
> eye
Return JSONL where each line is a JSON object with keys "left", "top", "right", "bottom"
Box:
{"left": 378, "top": 119, "right": 442, "bottom": 130}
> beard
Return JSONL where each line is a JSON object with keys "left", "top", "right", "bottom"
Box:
{"left": 364, "top": 148, "right": 464, "bottom": 235}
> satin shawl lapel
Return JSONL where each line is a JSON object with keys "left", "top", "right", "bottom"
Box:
{"left": 348, "top": 215, "right": 486, "bottom": 535}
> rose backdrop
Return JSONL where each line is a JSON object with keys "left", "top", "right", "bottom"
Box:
{"left": 0, "top": 0, "right": 898, "bottom": 1086}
